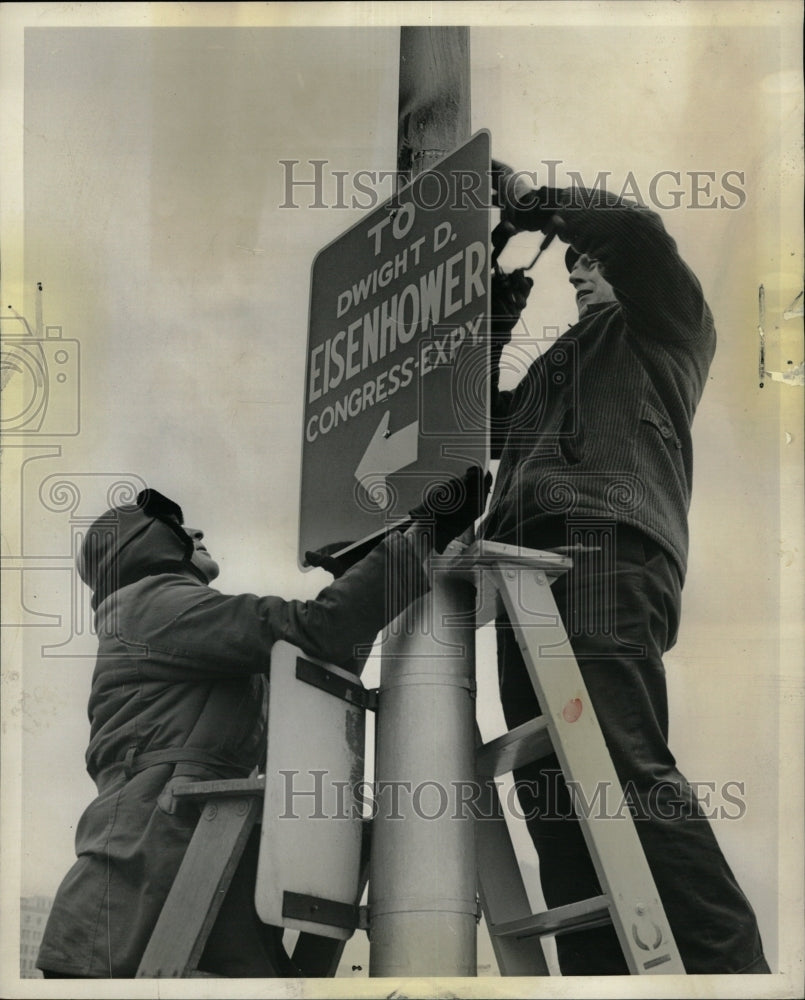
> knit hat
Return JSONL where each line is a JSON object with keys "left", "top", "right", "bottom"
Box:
{"left": 565, "top": 246, "right": 581, "bottom": 272}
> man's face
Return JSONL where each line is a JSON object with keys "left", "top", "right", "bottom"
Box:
{"left": 184, "top": 526, "right": 220, "bottom": 582}
{"left": 568, "top": 253, "right": 617, "bottom": 317}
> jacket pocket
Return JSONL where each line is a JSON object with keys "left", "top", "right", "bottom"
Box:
{"left": 640, "top": 401, "right": 681, "bottom": 450}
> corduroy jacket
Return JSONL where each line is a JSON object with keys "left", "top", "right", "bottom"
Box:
{"left": 483, "top": 195, "right": 716, "bottom": 579}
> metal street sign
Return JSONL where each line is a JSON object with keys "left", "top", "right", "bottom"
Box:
{"left": 299, "top": 130, "right": 490, "bottom": 561}
{"left": 255, "top": 641, "right": 367, "bottom": 940}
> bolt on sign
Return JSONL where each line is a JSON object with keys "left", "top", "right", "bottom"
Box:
{"left": 299, "top": 130, "right": 491, "bottom": 562}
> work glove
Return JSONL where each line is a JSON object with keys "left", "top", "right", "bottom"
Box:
{"left": 304, "top": 537, "right": 381, "bottom": 579}
{"left": 491, "top": 158, "right": 561, "bottom": 234}
{"left": 306, "top": 467, "right": 492, "bottom": 575}
{"left": 408, "top": 466, "right": 493, "bottom": 553}
{"left": 490, "top": 267, "right": 533, "bottom": 337}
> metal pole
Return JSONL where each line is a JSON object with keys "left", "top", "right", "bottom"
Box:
{"left": 369, "top": 26, "right": 477, "bottom": 978}
{"left": 370, "top": 564, "right": 478, "bottom": 976}
{"left": 396, "top": 26, "right": 471, "bottom": 184}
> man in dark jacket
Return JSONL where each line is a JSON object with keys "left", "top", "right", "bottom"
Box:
{"left": 37, "top": 474, "right": 487, "bottom": 979}
{"left": 485, "top": 170, "right": 770, "bottom": 975}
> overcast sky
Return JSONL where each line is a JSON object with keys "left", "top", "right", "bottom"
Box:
{"left": 1, "top": 3, "right": 802, "bottom": 996}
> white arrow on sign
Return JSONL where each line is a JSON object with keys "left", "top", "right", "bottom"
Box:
{"left": 355, "top": 411, "right": 418, "bottom": 501}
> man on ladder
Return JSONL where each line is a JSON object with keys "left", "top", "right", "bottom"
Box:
{"left": 36, "top": 473, "right": 488, "bottom": 979}
{"left": 485, "top": 164, "right": 770, "bottom": 975}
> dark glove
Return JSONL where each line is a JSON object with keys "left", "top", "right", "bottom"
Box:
{"left": 492, "top": 158, "right": 559, "bottom": 234}
{"left": 490, "top": 267, "right": 533, "bottom": 336}
{"left": 409, "top": 466, "right": 493, "bottom": 553}
{"left": 307, "top": 468, "right": 492, "bottom": 572}
{"left": 304, "top": 537, "right": 382, "bottom": 579}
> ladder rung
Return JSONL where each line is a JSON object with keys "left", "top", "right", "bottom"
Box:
{"left": 476, "top": 716, "right": 552, "bottom": 777}
{"left": 170, "top": 776, "right": 266, "bottom": 800}
{"left": 490, "top": 894, "right": 611, "bottom": 939}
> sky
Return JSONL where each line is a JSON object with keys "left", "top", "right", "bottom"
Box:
{"left": 1, "top": 3, "right": 802, "bottom": 998}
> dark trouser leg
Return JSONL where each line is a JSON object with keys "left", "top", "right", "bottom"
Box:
{"left": 496, "top": 528, "right": 769, "bottom": 975}
{"left": 198, "top": 829, "right": 299, "bottom": 977}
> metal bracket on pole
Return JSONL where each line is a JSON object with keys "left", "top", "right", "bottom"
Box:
{"left": 282, "top": 891, "right": 361, "bottom": 932}
{"left": 295, "top": 657, "right": 378, "bottom": 711}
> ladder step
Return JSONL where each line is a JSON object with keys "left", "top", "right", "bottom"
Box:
{"left": 170, "top": 776, "right": 265, "bottom": 800}
{"left": 490, "top": 894, "right": 611, "bottom": 940}
{"left": 476, "top": 716, "right": 552, "bottom": 777}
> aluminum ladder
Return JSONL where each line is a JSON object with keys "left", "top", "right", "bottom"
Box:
{"left": 461, "top": 540, "right": 684, "bottom": 974}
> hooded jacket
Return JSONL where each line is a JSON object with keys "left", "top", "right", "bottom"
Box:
{"left": 483, "top": 194, "right": 716, "bottom": 579}
{"left": 37, "top": 500, "right": 427, "bottom": 977}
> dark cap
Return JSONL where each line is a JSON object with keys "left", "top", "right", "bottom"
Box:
{"left": 76, "top": 488, "right": 197, "bottom": 608}
{"left": 137, "top": 489, "right": 184, "bottom": 524}
{"left": 565, "top": 246, "right": 581, "bottom": 272}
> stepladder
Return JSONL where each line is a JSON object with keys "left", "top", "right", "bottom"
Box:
{"left": 136, "top": 540, "right": 684, "bottom": 977}
{"left": 457, "top": 540, "right": 685, "bottom": 975}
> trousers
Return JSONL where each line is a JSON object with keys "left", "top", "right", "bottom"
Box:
{"left": 40, "top": 828, "right": 297, "bottom": 978}
{"left": 495, "top": 522, "right": 769, "bottom": 975}
{"left": 197, "top": 829, "right": 299, "bottom": 977}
